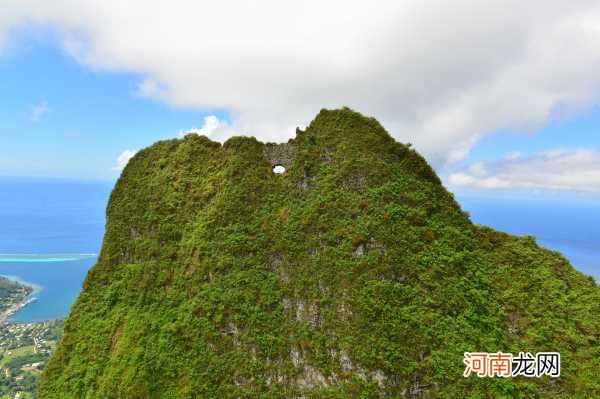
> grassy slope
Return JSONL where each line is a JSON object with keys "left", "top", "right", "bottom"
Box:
{"left": 39, "top": 108, "right": 600, "bottom": 398}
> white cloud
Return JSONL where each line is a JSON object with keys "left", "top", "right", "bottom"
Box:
{"left": 178, "top": 115, "right": 237, "bottom": 141}
{"left": 112, "top": 149, "right": 137, "bottom": 171}
{"left": 3, "top": 1, "right": 600, "bottom": 165}
{"left": 136, "top": 79, "right": 163, "bottom": 98}
{"left": 448, "top": 149, "right": 600, "bottom": 192}
{"left": 504, "top": 151, "right": 522, "bottom": 161}
{"left": 31, "top": 101, "right": 49, "bottom": 122}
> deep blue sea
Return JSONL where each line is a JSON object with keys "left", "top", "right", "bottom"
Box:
{"left": 0, "top": 178, "right": 111, "bottom": 322}
{"left": 0, "top": 178, "right": 598, "bottom": 322}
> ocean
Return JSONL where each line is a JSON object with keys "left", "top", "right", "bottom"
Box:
{"left": 0, "top": 178, "right": 598, "bottom": 322}
{"left": 0, "top": 178, "right": 111, "bottom": 322}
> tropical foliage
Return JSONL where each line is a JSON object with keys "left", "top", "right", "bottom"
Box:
{"left": 39, "top": 108, "right": 600, "bottom": 398}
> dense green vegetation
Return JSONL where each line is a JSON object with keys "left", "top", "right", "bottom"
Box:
{"left": 0, "top": 350, "right": 45, "bottom": 395}
{"left": 40, "top": 108, "right": 600, "bottom": 398}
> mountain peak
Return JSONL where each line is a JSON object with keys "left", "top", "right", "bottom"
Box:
{"left": 40, "top": 110, "right": 600, "bottom": 398}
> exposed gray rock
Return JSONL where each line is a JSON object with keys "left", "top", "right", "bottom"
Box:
{"left": 290, "top": 348, "right": 330, "bottom": 389}
{"left": 263, "top": 141, "right": 296, "bottom": 169}
{"left": 405, "top": 373, "right": 430, "bottom": 398}
{"left": 297, "top": 170, "right": 310, "bottom": 191}
{"left": 372, "top": 369, "right": 386, "bottom": 389}
{"left": 339, "top": 349, "right": 353, "bottom": 372}
{"left": 321, "top": 147, "right": 335, "bottom": 162}
{"left": 353, "top": 243, "right": 365, "bottom": 257}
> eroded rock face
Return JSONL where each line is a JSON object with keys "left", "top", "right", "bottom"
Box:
{"left": 263, "top": 141, "right": 297, "bottom": 169}
{"left": 40, "top": 108, "right": 600, "bottom": 398}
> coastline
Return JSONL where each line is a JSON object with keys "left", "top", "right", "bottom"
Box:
{"left": 0, "top": 296, "right": 35, "bottom": 324}
{"left": 0, "top": 255, "right": 97, "bottom": 323}
{"left": 0, "top": 275, "right": 40, "bottom": 324}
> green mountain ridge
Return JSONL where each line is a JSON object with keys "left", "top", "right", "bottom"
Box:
{"left": 39, "top": 108, "right": 600, "bottom": 398}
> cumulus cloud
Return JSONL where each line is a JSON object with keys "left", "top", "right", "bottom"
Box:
{"left": 3, "top": 1, "right": 600, "bottom": 164}
{"left": 448, "top": 149, "right": 600, "bottom": 192}
{"left": 31, "top": 101, "right": 49, "bottom": 122}
{"left": 112, "top": 149, "right": 137, "bottom": 171}
{"left": 178, "top": 115, "right": 237, "bottom": 141}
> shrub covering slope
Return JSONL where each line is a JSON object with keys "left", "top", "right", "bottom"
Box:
{"left": 39, "top": 108, "right": 600, "bottom": 398}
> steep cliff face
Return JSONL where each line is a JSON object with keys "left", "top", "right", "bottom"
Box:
{"left": 40, "top": 108, "right": 600, "bottom": 398}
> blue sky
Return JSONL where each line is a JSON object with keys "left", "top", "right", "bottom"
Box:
{"left": 468, "top": 109, "right": 600, "bottom": 162}
{"left": 0, "top": 33, "right": 226, "bottom": 179}
{"left": 1, "top": 2, "right": 600, "bottom": 199}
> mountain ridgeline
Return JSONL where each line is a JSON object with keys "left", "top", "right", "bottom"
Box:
{"left": 39, "top": 109, "right": 600, "bottom": 398}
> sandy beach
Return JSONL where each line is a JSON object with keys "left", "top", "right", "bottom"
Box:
{"left": 0, "top": 297, "right": 32, "bottom": 324}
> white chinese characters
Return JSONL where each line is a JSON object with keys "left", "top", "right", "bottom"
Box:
{"left": 463, "top": 352, "right": 560, "bottom": 378}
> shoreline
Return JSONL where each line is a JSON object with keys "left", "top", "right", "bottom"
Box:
{"left": 0, "top": 296, "right": 35, "bottom": 324}
{"left": 0, "top": 275, "right": 41, "bottom": 324}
